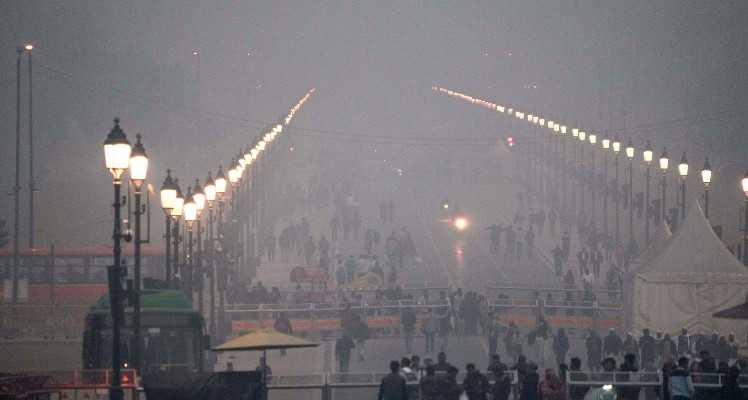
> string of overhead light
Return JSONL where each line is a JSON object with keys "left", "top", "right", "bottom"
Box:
{"left": 430, "top": 85, "right": 748, "bottom": 256}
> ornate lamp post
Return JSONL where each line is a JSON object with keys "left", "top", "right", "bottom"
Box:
{"left": 128, "top": 134, "right": 149, "bottom": 374}
{"left": 741, "top": 172, "right": 748, "bottom": 265}
{"left": 214, "top": 165, "right": 227, "bottom": 340}
{"left": 589, "top": 133, "right": 597, "bottom": 226}
{"left": 701, "top": 159, "right": 712, "bottom": 219}
{"left": 659, "top": 148, "right": 670, "bottom": 222}
{"left": 160, "top": 171, "right": 177, "bottom": 283}
{"left": 612, "top": 138, "right": 621, "bottom": 242}
{"left": 170, "top": 181, "right": 184, "bottom": 287}
{"left": 678, "top": 153, "right": 689, "bottom": 219}
{"left": 183, "top": 187, "right": 197, "bottom": 297}
{"left": 579, "top": 130, "right": 587, "bottom": 214}
{"left": 601, "top": 138, "right": 610, "bottom": 235}
{"left": 103, "top": 118, "right": 132, "bottom": 400}
{"left": 203, "top": 172, "right": 217, "bottom": 340}
{"left": 193, "top": 179, "right": 206, "bottom": 317}
{"left": 625, "top": 139, "right": 635, "bottom": 248}
{"left": 642, "top": 141, "right": 653, "bottom": 242}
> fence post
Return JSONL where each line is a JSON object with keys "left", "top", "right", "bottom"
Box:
{"left": 322, "top": 372, "right": 331, "bottom": 400}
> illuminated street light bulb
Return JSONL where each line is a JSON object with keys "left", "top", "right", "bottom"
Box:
{"left": 103, "top": 118, "right": 131, "bottom": 182}
{"left": 579, "top": 131, "right": 586, "bottom": 142}
{"left": 643, "top": 141, "right": 653, "bottom": 164}
{"left": 561, "top": 126, "right": 567, "bottom": 135}
{"left": 625, "top": 140, "right": 635, "bottom": 159}
{"left": 193, "top": 179, "right": 206, "bottom": 212}
{"left": 589, "top": 134, "right": 597, "bottom": 145}
{"left": 204, "top": 172, "right": 216, "bottom": 206}
{"left": 613, "top": 138, "right": 621, "bottom": 154}
{"left": 678, "top": 153, "right": 688, "bottom": 178}
{"left": 24, "top": 44, "right": 34, "bottom": 51}
{"left": 454, "top": 216, "right": 469, "bottom": 231}
{"left": 159, "top": 169, "right": 177, "bottom": 214}
{"left": 533, "top": 116, "right": 539, "bottom": 124}
{"left": 171, "top": 181, "right": 184, "bottom": 218}
{"left": 128, "top": 134, "right": 149, "bottom": 191}
{"left": 215, "top": 166, "right": 227, "bottom": 199}
{"left": 701, "top": 158, "right": 712, "bottom": 187}
{"left": 554, "top": 124, "right": 559, "bottom": 133}
{"left": 183, "top": 187, "right": 197, "bottom": 228}
{"left": 572, "top": 128, "right": 579, "bottom": 138}
{"left": 539, "top": 118, "right": 545, "bottom": 126}
{"left": 602, "top": 138, "right": 610, "bottom": 149}
{"left": 659, "top": 148, "right": 669, "bottom": 171}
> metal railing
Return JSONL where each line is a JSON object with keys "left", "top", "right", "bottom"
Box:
{"left": 267, "top": 371, "right": 519, "bottom": 400}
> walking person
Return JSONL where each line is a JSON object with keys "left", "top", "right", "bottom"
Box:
{"left": 335, "top": 333, "right": 355, "bottom": 373}
{"left": 353, "top": 317, "right": 370, "bottom": 361}
{"left": 553, "top": 328, "right": 569, "bottom": 367}
{"left": 401, "top": 306, "right": 417, "bottom": 354}
{"left": 378, "top": 360, "right": 408, "bottom": 400}
{"left": 421, "top": 309, "right": 438, "bottom": 353}
{"left": 463, "top": 363, "right": 490, "bottom": 400}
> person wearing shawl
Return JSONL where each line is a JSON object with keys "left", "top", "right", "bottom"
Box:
{"left": 539, "top": 368, "right": 567, "bottom": 400}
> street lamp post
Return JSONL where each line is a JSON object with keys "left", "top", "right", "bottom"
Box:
{"left": 625, "top": 140, "right": 635, "bottom": 249}
{"left": 579, "top": 130, "right": 587, "bottom": 215}
{"left": 128, "top": 134, "right": 149, "bottom": 374}
{"left": 25, "top": 44, "right": 35, "bottom": 249}
{"left": 613, "top": 138, "right": 621, "bottom": 243}
{"left": 643, "top": 141, "right": 653, "bottom": 242}
{"left": 701, "top": 159, "right": 712, "bottom": 219}
{"left": 601, "top": 138, "right": 610, "bottom": 236}
{"left": 215, "top": 166, "right": 228, "bottom": 341}
{"left": 678, "top": 153, "right": 689, "bottom": 219}
{"left": 741, "top": 172, "right": 748, "bottom": 265}
{"left": 659, "top": 148, "right": 669, "bottom": 223}
{"left": 160, "top": 171, "right": 177, "bottom": 283}
{"left": 12, "top": 46, "right": 22, "bottom": 304}
{"left": 103, "top": 118, "right": 132, "bottom": 400}
{"left": 571, "top": 128, "right": 579, "bottom": 220}
{"left": 193, "top": 180, "right": 206, "bottom": 318}
{"left": 184, "top": 187, "right": 197, "bottom": 299}
{"left": 589, "top": 133, "right": 597, "bottom": 226}
{"left": 204, "top": 172, "right": 217, "bottom": 340}
{"left": 171, "top": 181, "right": 184, "bottom": 288}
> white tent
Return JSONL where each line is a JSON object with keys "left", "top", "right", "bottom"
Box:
{"left": 623, "top": 222, "right": 673, "bottom": 330}
{"left": 632, "top": 202, "right": 748, "bottom": 337}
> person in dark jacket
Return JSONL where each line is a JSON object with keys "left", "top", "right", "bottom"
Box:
{"left": 378, "top": 360, "right": 408, "bottom": 400}
{"left": 418, "top": 366, "right": 439, "bottom": 400}
{"left": 721, "top": 365, "right": 743, "bottom": 400}
{"left": 677, "top": 328, "right": 691, "bottom": 357}
{"left": 586, "top": 330, "right": 602, "bottom": 371}
{"left": 491, "top": 364, "right": 513, "bottom": 400}
{"left": 463, "top": 363, "right": 490, "bottom": 400}
{"left": 603, "top": 328, "right": 623, "bottom": 359}
{"left": 568, "top": 357, "right": 589, "bottom": 400}
{"left": 553, "top": 328, "right": 570, "bottom": 366}
{"left": 638, "top": 328, "right": 656, "bottom": 371}
{"left": 438, "top": 366, "right": 462, "bottom": 400}
{"left": 520, "top": 363, "right": 540, "bottom": 400}
{"left": 617, "top": 353, "right": 640, "bottom": 400}
{"left": 335, "top": 333, "right": 355, "bottom": 373}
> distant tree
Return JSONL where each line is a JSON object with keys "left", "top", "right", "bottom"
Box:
{"left": 0, "top": 219, "right": 8, "bottom": 249}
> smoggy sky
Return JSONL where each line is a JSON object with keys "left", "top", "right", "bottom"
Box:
{"left": 0, "top": 0, "right": 746, "bottom": 246}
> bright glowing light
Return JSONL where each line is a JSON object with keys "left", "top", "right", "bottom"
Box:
{"left": 24, "top": 44, "right": 33, "bottom": 51}
{"left": 602, "top": 385, "right": 613, "bottom": 391}
{"left": 454, "top": 217, "right": 469, "bottom": 231}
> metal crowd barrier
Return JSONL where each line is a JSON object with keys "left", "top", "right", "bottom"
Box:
{"left": 267, "top": 371, "right": 519, "bottom": 400}
{"left": 567, "top": 371, "right": 748, "bottom": 399}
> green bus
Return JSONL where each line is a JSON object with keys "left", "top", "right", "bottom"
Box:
{"left": 82, "top": 289, "right": 208, "bottom": 373}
